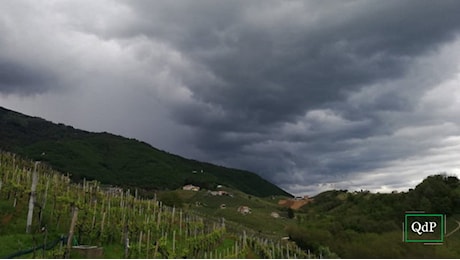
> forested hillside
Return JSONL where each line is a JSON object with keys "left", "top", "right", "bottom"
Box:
{"left": 287, "top": 174, "right": 460, "bottom": 258}
{"left": 0, "top": 106, "right": 290, "bottom": 197}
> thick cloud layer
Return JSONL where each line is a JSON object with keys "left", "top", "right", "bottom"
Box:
{"left": 1, "top": 0, "right": 460, "bottom": 195}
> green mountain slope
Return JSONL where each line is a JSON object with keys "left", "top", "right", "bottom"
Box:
{"left": 0, "top": 106, "right": 291, "bottom": 197}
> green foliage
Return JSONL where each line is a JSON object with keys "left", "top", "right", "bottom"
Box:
{"left": 287, "top": 174, "right": 460, "bottom": 258}
{"left": 410, "top": 174, "right": 460, "bottom": 215}
{"left": 157, "top": 192, "right": 183, "bottom": 208}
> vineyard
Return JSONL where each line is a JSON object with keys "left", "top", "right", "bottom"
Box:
{"left": 0, "top": 151, "right": 310, "bottom": 258}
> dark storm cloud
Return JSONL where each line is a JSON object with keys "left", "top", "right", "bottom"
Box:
{"left": 99, "top": 1, "right": 460, "bottom": 166}
{"left": 120, "top": 0, "right": 460, "bottom": 125}
{"left": 2, "top": 0, "right": 460, "bottom": 195}
{"left": 0, "top": 60, "right": 55, "bottom": 94}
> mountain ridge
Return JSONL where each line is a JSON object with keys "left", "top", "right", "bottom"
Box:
{"left": 0, "top": 106, "right": 292, "bottom": 197}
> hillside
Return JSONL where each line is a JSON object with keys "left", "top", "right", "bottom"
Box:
{"left": 2, "top": 149, "right": 460, "bottom": 258}
{"left": 287, "top": 174, "right": 460, "bottom": 258}
{"left": 0, "top": 106, "right": 291, "bottom": 197}
{"left": 157, "top": 188, "right": 296, "bottom": 239}
{"left": 0, "top": 151, "right": 304, "bottom": 258}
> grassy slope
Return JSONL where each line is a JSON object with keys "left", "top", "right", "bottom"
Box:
{"left": 0, "top": 106, "right": 291, "bottom": 197}
{"left": 161, "top": 187, "right": 295, "bottom": 238}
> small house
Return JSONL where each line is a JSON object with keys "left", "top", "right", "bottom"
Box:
{"left": 208, "top": 191, "right": 220, "bottom": 196}
{"left": 208, "top": 190, "right": 230, "bottom": 196}
{"left": 218, "top": 191, "right": 229, "bottom": 196}
{"left": 237, "top": 206, "right": 251, "bottom": 215}
{"left": 183, "top": 184, "right": 200, "bottom": 191}
{"left": 270, "top": 212, "right": 280, "bottom": 218}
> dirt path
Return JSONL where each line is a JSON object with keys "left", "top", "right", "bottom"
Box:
{"left": 446, "top": 220, "right": 460, "bottom": 237}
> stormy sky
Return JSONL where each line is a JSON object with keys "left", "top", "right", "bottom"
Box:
{"left": 1, "top": 0, "right": 460, "bottom": 195}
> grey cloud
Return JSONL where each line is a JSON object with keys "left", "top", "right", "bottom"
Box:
{"left": 2, "top": 1, "right": 460, "bottom": 195}
{"left": 66, "top": 1, "right": 460, "bottom": 130}
{"left": 79, "top": 1, "right": 460, "bottom": 195}
{"left": 0, "top": 60, "right": 55, "bottom": 94}
{"left": 152, "top": 0, "right": 460, "bottom": 136}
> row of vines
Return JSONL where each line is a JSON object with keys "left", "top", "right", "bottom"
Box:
{"left": 0, "top": 151, "right": 311, "bottom": 258}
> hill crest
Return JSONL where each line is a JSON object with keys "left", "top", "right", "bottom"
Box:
{"left": 0, "top": 106, "right": 292, "bottom": 197}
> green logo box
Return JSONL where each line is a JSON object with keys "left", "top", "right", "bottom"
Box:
{"left": 404, "top": 214, "right": 444, "bottom": 243}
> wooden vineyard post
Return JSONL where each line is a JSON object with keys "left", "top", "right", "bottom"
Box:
{"left": 179, "top": 210, "right": 183, "bottom": 236}
{"left": 107, "top": 197, "right": 111, "bottom": 232}
{"left": 157, "top": 207, "right": 162, "bottom": 229}
{"left": 100, "top": 211, "right": 106, "bottom": 242}
{"left": 12, "top": 166, "right": 20, "bottom": 208}
{"left": 124, "top": 224, "right": 129, "bottom": 258}
{"left": 138, "top": 231, "right": 143, "bottom": 257}
{"left": 38, "top": 177, "right": 48, "bottom": 227}
{"left": 42, "top": 178, "right": 50, "bottom": 210}
{"left": 26, "top": 161, "right": 39, "bottom": 233}
{"left": 91, "top": 200, "right": 97, "bottom": 229}
{"left": 172, "top": 230, "right": 176, "bottom": 256}
{"left": 234, "top": 241, "right": 238, "bottom": 257}
{"left": 65, "top": 205, "right": 79, "bottom": 259}
{"left": 153, "top": 239, "right": 159, "bottom": 259}
{"left": 279, "top": 242, "right": 283, "bottom": 258}
{"left": 146, "top": 229, "right": 150, "bottom": 259}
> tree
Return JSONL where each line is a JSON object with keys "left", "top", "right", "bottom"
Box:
{"left": 287, "top": 208, "right": 295, "bottom": 219}
{"left": 419, "top": 196, "right": 432, "bottom": 212}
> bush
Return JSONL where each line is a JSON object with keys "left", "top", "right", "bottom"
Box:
{"left": 158, "top": 192, "right": 183, "bottom": 208}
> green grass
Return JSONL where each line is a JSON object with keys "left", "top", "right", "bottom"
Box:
{"left": 98, "top": 244, "right": 124, "bottom": 259}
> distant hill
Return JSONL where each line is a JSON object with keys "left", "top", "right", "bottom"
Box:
{"left": 287, "top": 174, "right": 460, "bottom": 258}
{"left": 0, "top": 106, "right": 291, "bottom": 197}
